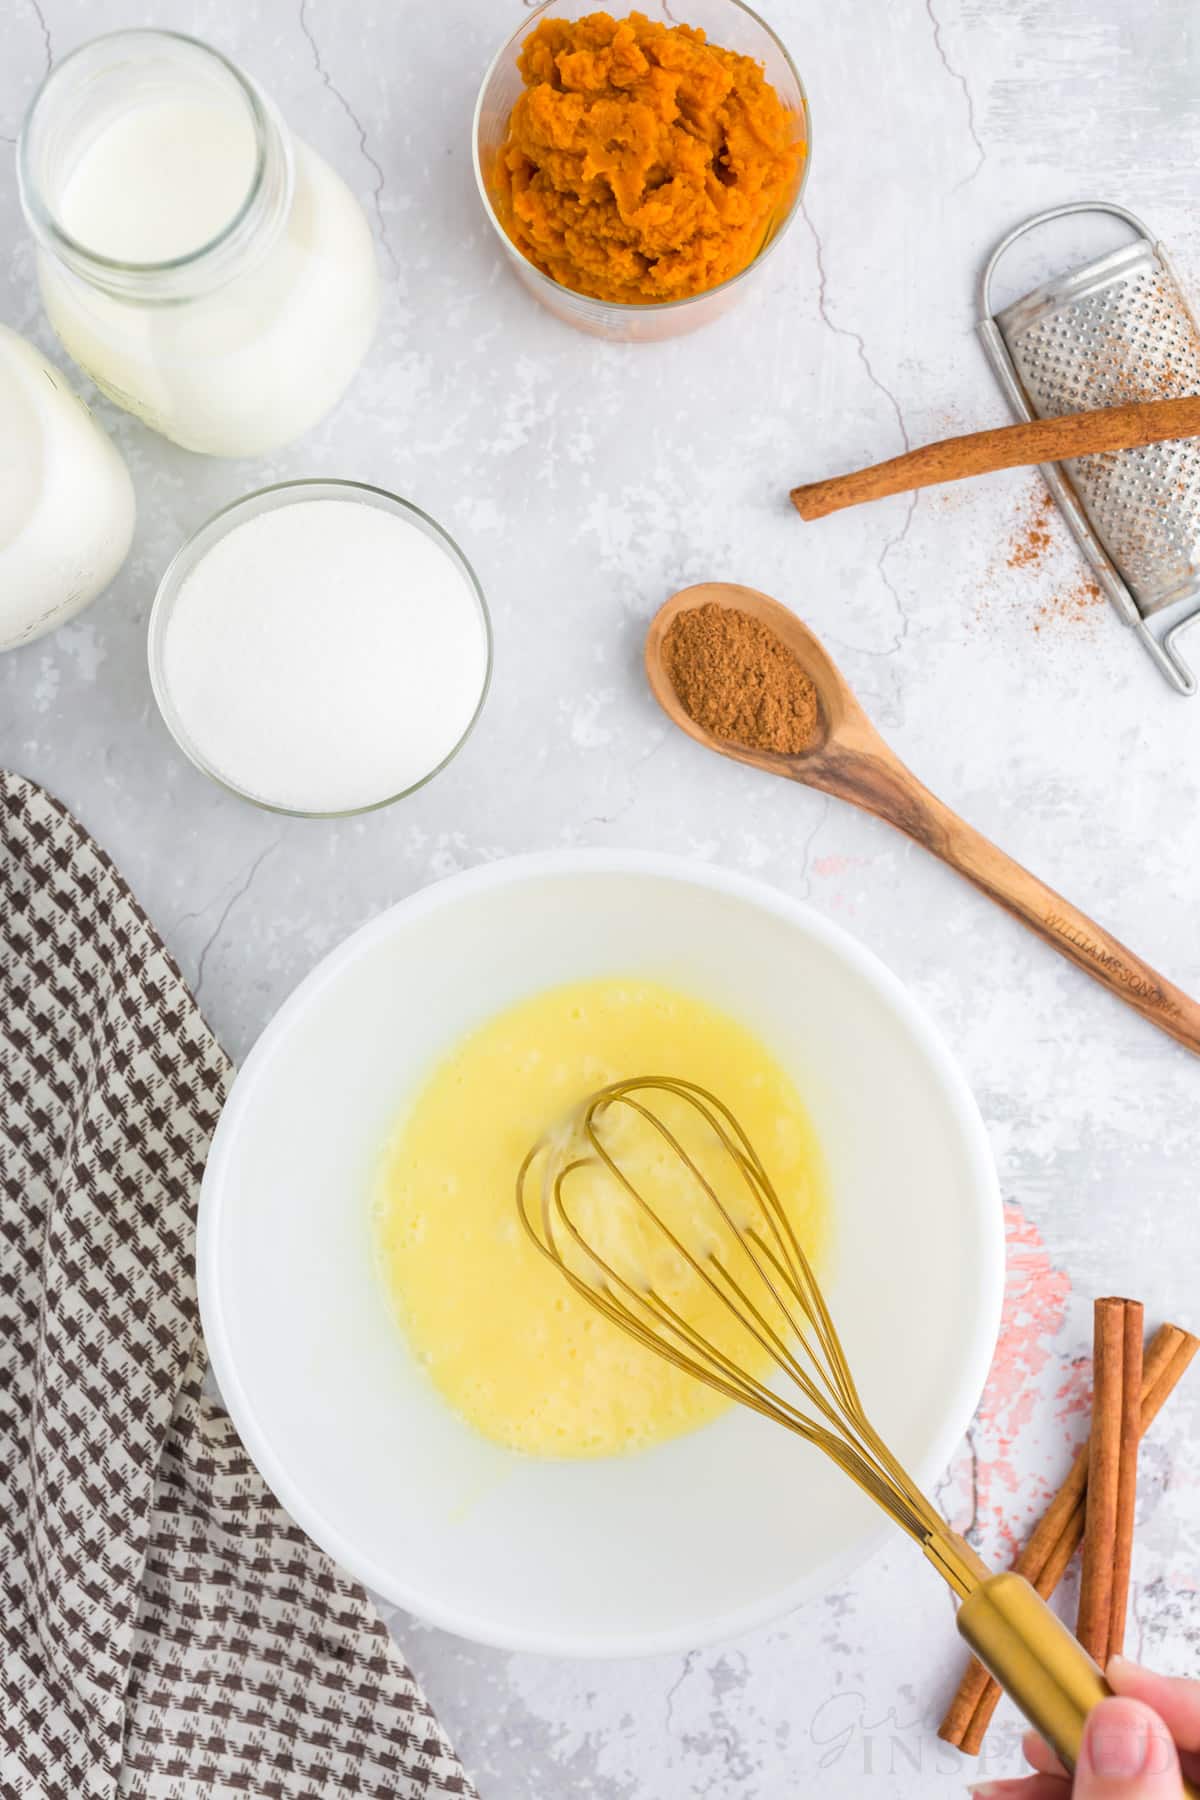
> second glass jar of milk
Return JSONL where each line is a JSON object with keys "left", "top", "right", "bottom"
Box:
{"left": 17, "top": 30, "right": 380, "bottom": 458}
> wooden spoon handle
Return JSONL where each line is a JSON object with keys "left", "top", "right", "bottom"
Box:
{"left": 790, "top": 396, "right": 1200, "bottom": 521}
{"left": 803, "top": 745, "right": 1200, "bottom": 1054}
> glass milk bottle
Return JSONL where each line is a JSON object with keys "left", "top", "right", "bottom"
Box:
{"left": 17, "top": 29, "right": 381, "bottom": 458}
{"left": 0, "top": 323, "right": 135, "bottom": 649}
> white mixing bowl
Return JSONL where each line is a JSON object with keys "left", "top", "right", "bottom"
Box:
{"left": 199, "top": 851, "right": 1003, "bottom": 1658}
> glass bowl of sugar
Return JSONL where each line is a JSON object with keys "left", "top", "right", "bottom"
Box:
{"left": 148, "top": 480, "right": 492, "bottom": 816}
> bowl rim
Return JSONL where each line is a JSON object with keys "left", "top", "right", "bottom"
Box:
{"left": 198, "top": 848, "right": 1004, "bottom": 1659}
{"left": 470, "top": 0, "right": 813, "bottom": 321}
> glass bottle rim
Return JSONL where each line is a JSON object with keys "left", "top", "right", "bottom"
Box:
{"left": 17, "top": 27, "right": 282, "bottom": 284}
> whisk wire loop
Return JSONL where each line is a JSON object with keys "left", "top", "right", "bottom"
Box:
{"left": 517, "top": 1076, "right": 959, "bottom": 1564}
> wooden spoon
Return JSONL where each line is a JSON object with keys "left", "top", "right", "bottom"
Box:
{"left": 646, "top": 582, "right": 1200, "bottom": 1056}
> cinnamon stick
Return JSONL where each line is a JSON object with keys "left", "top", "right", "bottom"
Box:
{"left": 789, "top": 397, "right": 1200, "bottom": 521}
{"left": 938, "top": 1321, "right": 1197, "bottom": 1755}
{"left": 1077, "top": 1298, "right": 1142, "bottom": 1660}
{"left": 1107, "top": 1301, "right": 1144, "bottom": 1663}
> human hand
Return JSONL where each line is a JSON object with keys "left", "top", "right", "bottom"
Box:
{"left": 969, "top": 1658, "right": 1200, "bottom": 1799}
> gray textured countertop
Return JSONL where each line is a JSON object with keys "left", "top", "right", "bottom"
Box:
{"left": 3, "top": 1, "right": 1199, "bottom": 1792}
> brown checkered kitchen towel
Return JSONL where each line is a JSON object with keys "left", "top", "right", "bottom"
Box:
{"left": 0, "top": 773, "right": 477, "bottom": 1799}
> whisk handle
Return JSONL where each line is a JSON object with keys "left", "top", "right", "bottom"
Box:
{"left": 957, "top": 1572, "right": 1200, "bottom": 1796}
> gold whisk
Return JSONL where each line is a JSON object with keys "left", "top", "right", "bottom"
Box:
{"left": 517, "top": 1076, "right": 1189, "bottom": 1792}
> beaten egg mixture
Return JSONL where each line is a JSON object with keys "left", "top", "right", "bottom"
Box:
{"left": 374, "top": 978, "right": 828, "bottom": 1457}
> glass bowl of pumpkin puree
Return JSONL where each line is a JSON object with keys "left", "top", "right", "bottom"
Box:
{"left": 473, "top": 0, "right": 810, "bottom": 342}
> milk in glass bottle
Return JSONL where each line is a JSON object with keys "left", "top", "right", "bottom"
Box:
{"left": 0, "top": 323, "right": 135, "bottom": 648}
{"left": 18, "top": 30, "right": 380, "bottom": 457}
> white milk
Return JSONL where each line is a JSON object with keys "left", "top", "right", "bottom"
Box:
{"left": 0, "top": 324, "right": 135, "bottom": 650}
{"left": 156, "top": 494, "right": 490, "bottom": 815}
{"left": 59, "top": 99, "right": 259, "bottom": 264}
{"left": 22, "top": 35, "right": 380, "bottom": 458}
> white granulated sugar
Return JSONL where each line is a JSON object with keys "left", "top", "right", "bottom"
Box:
{"left": 162, "top": 499, "right": 488, "bottom": 812}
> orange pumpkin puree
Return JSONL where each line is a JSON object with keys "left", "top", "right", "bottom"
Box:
{"left": 492, "top": 11, "right": 804, "bottom": 305}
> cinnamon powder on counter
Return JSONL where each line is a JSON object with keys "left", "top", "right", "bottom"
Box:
{"left": 1035, "top": 578, "right": 1104, "bottom": 632}
{"left": 981, "top": 484, "right": 1105, "bottom": 636}
{"left": 663, "top": 602, "right": 822, "bottom": 754}
{"left": 1008, "top": 489, "right": 1055, "bottom": 569}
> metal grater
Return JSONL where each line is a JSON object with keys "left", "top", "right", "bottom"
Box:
{"left": 979, "top": 200, "right": 1200, "bottom": 693}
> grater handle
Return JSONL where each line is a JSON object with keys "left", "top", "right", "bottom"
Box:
{"left": 978, "top": 200, "right": 1154, "bottom": 324}
{"left": 803, "top": 743, "right": 1200, "bottom": 1056}
{"left": 1147, "top": 615, "right": 1200, "bottom": 696}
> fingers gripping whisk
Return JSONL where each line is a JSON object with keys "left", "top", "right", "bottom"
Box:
{"left": 516, "top": 1076, "right": 980, "bottom": 1596}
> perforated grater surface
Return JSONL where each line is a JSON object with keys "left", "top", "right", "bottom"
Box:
{"left": 979, "top": 201, "right": 1200, "bottom": 693}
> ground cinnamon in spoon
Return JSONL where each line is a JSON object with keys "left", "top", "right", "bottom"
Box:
{"left": 663, "top": 602, "right": 822, "bottom": 754}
